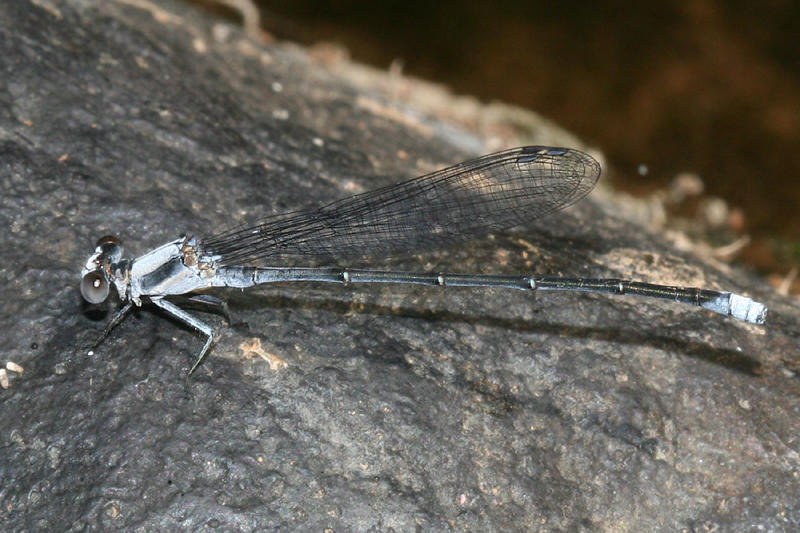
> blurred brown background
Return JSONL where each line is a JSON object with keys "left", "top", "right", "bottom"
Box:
{"left": 195, "top": 0, "right": 800, "bottom": 292}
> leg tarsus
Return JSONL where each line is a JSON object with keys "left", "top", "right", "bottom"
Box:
{"left": 189, "top": 333, "right": 214, "bottom": 375}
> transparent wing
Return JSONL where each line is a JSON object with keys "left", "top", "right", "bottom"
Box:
{"left": 200, "top": 146, "right": 601, "bottom": 265}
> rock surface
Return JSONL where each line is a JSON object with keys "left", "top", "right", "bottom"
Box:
{"left": 0, "top": 0, "right": 798, "bottom": 531}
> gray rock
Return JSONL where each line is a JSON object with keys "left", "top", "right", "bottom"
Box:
{"left": 0, "top": 0, "right": 798, "bottom": 531}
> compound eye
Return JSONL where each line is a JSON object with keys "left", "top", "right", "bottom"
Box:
{"left": 81, "top": 271, "right": 110, "bottom": 304}
{"left": 94, "top": 235, "right": 123, "bottom": 263}
{"left": 95, "top": 235, "right": 121, "bottom": 248}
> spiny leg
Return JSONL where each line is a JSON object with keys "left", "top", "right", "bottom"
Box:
{"left": 91, "top": 301, "right": 134, "bottom": 351}
{"left": 150, "top": 298, "right": 215, "bottom": 375}
{"left": 184, "top": 294, "right": 232, "bottom": 324}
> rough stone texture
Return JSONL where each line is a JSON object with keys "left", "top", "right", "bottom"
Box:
{"left": 1, "top": 1, "right": 798, "bottom": 531}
